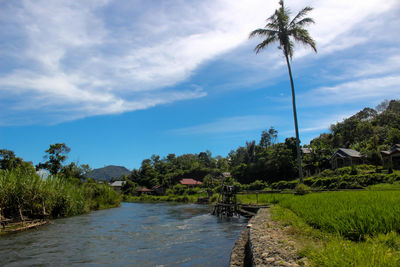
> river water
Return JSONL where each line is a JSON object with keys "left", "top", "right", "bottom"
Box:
{"left": 0, "top": 202, "right": 247, "bottom": 266}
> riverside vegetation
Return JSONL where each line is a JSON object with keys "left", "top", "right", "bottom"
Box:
{"left": 0, "top": 146, "right": 121, "bottom": 231}
{"left": 118, "top": 99, "right": 400, "bottom": 197}
{"left": 251, "top": 191, "right": 400, "bottom": 266}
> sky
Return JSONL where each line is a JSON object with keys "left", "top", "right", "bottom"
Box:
{"left": 0, "top": 0, "right": 399, "bottom": 170}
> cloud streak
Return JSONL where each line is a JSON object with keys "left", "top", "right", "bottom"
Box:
{"left": 171, "top": 115, "right": 276, "bottom": 135}
{"left": 299, "top": 75, "right": 400, "bottom": 107}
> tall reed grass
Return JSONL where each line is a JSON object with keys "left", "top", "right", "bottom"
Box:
{"left": 0, "top": 166, "right": 121, "bottom": 221}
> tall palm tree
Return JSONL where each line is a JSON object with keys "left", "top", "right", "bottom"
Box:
{"left": 249, "top": 0, "right": 317, "bottom": 183}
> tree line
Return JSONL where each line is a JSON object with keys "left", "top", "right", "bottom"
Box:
{"left": 123, "top": 99, "right": 399, "bottom": 191}
{"left": 1, "top": 99, "right": 399, "bottom": 198}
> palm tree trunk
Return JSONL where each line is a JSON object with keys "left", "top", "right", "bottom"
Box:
{"left": 284, "top": 53, "right": 304, "bottom": 183}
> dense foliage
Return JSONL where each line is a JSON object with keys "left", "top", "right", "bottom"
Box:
{"left": 0, "top": 145, "right": 121, "bottom": 222}
{"left": 121, "top": 99, "right": 399, "bottom": 191}
{"left": 0, "top": 166, "right": 121, "bottom": 221}
{"left": 126, "top": 152, "right": 229, "bottom": 189}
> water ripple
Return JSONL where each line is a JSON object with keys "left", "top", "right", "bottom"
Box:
{"left": 0, "top": 203, "right": 246, "bottom": 266}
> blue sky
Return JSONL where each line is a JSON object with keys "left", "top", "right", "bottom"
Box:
{"left": 1, "top": 0, "right": 399, "bottom": 170}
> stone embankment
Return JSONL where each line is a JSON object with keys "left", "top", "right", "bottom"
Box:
{"left": 230, "top": 208, "right": 308, "bottom": 267}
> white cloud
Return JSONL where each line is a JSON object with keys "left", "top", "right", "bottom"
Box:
{"left": 0, "top": 0, "right": 273, "bottom": 125}
{"left": 0, "top": 0, "right": 399, "bottom": 125}
{"left": 299, "top": 75, "right": 400, "bottom": 107}
{"left": 171, "top": 115, "right": 276, "bottom": 135}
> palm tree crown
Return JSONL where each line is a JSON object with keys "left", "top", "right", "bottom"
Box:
{"left": 249, "top": 0, "right": 316, "bottom": 59}
{"left": 249, "top": 0, "right": 317, "bottom": 183}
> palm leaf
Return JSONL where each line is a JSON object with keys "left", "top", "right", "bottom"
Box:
{"left": 290, "top": 6, "right": 313, "bottom": 26}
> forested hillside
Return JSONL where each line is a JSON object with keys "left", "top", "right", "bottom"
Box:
{"left": 125, "top": 99, "right": 400, "bottom": 188}
{"left": 88, "top": 165, "right": 131, "bottom": 182}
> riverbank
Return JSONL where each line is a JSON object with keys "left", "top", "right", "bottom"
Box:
{"left": 0, "top": 219, "right": 49, "bottom": 236}
{"left": 0, "top": 168, "right": 122, "bottom": 236}
{"left": 230, "top": 208, "right": 307, "bottom": 267}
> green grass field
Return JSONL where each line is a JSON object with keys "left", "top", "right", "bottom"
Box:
{"left": 238, "top": 189, "right": 400, "bottom": 266}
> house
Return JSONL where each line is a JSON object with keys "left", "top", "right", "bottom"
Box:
{"left": 152, "top": 184, "right": 166, "bottom": 195}
{"left": 301, "top": 147, "right": 312, "bottom": 155}
{"left": 136, "top": 187, "right": 154, "bottom": 195}
{"left": 179, "top": 178, "right": 202, "bottom": 187}
{"left": 222, "top": 172, "right": 231, "bottom": 178}
{"left": 330, "top": 148, "right": 362, "bottom": 169}
{"left": 109, "top": 181, "right": 125, "bottom": 192}
{"left": 381, "top": 144, "right": 400, "bottom": 169}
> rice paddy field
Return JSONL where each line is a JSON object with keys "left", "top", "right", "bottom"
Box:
{"left": 238, "top": 188, "right": 400, "bottom": 266}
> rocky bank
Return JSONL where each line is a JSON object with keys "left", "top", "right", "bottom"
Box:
{"left": 230, "top": 208, "right": 308, "bottom": 267}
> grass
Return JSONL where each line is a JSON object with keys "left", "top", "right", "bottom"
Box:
{"left": 236, "top": 192, "right": 293, "bottom": 205}
{"left": 278, "top": 191, "right": 400, "bottom": 241}
{"left": 0, "top": 167, "right": 121, "bottom": 222}
{"left": 239, "top": 189, "right": 400, "bottom": 241}
{"left": 368, "top": 181, "right": 400, "bottom": 190}
{"left": 239, "top": 188, "right": 400, "bottom": 266}
{"left": 271, "top": 205, "right": 400, "bottom": 266}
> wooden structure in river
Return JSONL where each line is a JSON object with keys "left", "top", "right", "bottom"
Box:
{"left": 212, "top": 184, "right": 239, "bottom": 217}
{"left": 212, "top": 178, "right": 268, "bottom": 218}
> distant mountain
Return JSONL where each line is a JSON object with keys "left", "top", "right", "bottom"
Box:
{"left": 88, "top": 165, "right": 131, "bottom": 181}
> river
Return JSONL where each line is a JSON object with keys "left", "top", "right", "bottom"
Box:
{"left": 0, "top": 202, "right": 247, "bottom": 266}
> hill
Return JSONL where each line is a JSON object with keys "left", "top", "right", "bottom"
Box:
{"left": 88, "top": 165, "right": 131, "bottom": 181}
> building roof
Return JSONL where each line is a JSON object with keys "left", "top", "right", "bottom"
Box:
{"left": 110, "top": 181, "right": 125, "bottom": 187}
{"left": 222, "top": 172, "right": 231, "bottom": 178}
{"left": 331, "top": 148, "right": 361, "bottom": 159}
{"left": 179, "top": 178, "right": 202, "bottom": 185}
{"left": 136, "top": 187, "right": 154, "bottom": 192}
{"left": 381, "top": 144, "right": 400, "bottom": 156}
{"left": 301, "top": 147, "right": 312, "bottom": 154}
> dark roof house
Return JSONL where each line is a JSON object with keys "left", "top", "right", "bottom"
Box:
{"left": 109, "top": 180, "right": 125, "bottom": 191}
{"left": 301, "top": 147, "right": 312, "bottom": 154}
{"left": 381, "top": 144, "right": 400, "bottom": 169}
{"left": 136, "top": 187, "right": 154, "bottom": 195}
{"left": 330, "top": 148, "right": 362, "bottom": 169}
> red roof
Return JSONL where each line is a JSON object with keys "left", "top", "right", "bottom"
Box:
{"left": 179, "top": 178, "right": 202, "bottom": 185}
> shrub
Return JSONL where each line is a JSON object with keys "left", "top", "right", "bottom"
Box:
{"left": 271, "top": 180, "right": 297, "bottom": 190}
{"left": 248, "top": 180, "right": 268, "bottom": 191}
{"left": 294, "top": 183, "right": 310, "bottom": 195}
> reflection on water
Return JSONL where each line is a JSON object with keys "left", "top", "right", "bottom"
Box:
{"left": 0, "top": 203, "right": 247, "bottom": 266}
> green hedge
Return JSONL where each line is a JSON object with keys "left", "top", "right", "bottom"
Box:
{"left": 269, "top": 166, "right": 400, "bottom": 190}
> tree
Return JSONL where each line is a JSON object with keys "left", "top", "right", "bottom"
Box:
{"left": 259, "top": 127, "right": 278, "bottom": 148}
{"left": 37, "top": 143, "right": 71, "bottom": 175}
{"left": 60, "top": 162, "right": 92, "bottom": 181}
{"left": 0, "top": 149, "right": 23, "bottom": 170}
{"left": 249, "top": 0, "right": 317, "bottom": 183}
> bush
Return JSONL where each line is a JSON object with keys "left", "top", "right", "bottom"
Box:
{"left": 271, "top": 180, "right": 298, "bottom": 190}
{"left": 294, "top": 183, "right": 310, "bottom": 195}
{"left": 319, "top": 169, "right": 335, "bottom": 177}
{"left": 248, "top": 180, "right": 268, "bottom": 191}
